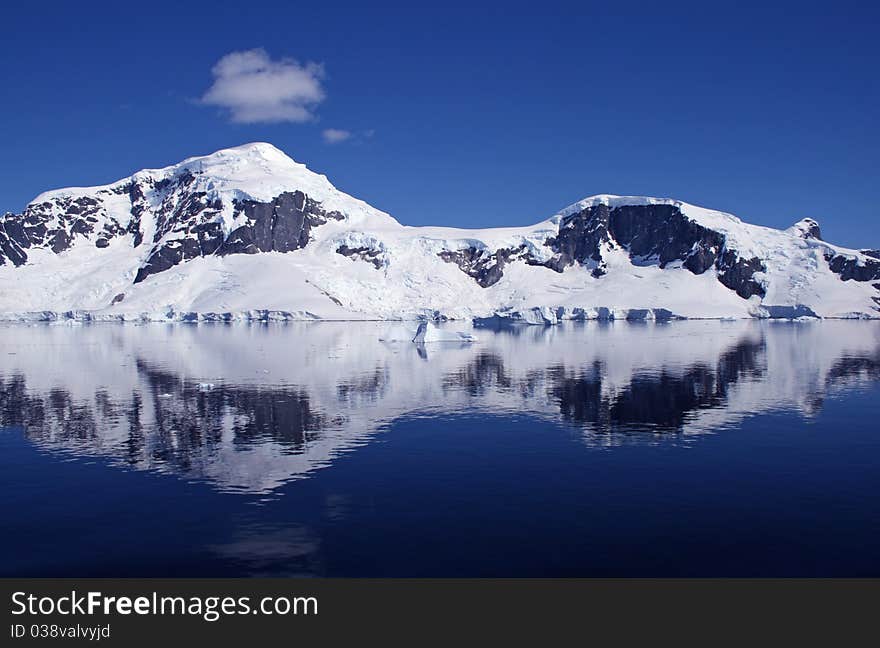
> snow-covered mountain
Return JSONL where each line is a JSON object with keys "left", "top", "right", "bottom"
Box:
{"left": 1, "top": 142, "right": 878, "bottom": 321}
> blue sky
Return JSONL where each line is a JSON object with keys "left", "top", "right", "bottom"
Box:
{"left": 2, "top": 1, "right": 878, "bottom": 247}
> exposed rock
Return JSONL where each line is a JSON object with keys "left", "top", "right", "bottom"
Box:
{"left": 218, "top": 191, "right": 344, "bottom": 256}
{"left": 438, "top": 246, "right": 526, "bottom": 287}
{"left": 336, "top": 244, "right": 384, "bottom": 269}
{"left": 0, "top": 187, "right": 132, "bottom": 266}
{"left": 133, "top": 190, "right": 344, "bottom": 283}
{"left": 717, "top": 250, "right": 766, "bottom": 299}
{"left": 608, "top": 204, "right": 725, "bottom": 273}
{"left": 538, "top": 203, "right": 613, "bottom": 276}
{"left": 440, "top": 203, "right": 767, "bottom": 300}
{"left": 788, "top": 218, "right": 823, "bottom": 241}
{"left": 0, "top": 221, "right": 28, "bottom": 266}
{"left": 825, "top": 252, "right": 880, "bottom": 282}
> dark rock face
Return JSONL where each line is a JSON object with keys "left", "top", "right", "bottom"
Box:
{"left": 0, "top": 189, "right": 131, "bottom": 266}
{"left": 134, "top": 191, "right": 343, "bottom": 283}
{"left": 863, "top": 250, "right": 880, "bottom": 260}
{"left": 437, "top": 203, "right": 768, "bottom": 299}
{"left": 717, "top": 251, "right": 766, "bottom": 299}
{"left": 0, "top": 218, "right": 28, "bottom": 266}
{"left": 797, "top": 219, "right": 823, "bottom": 240}
{"left": 0, "top": 166, "right": 344, "bottom": 284}
{"left": 825, "top": 252, "right": 880, "bottom": 282}
{"left": 0, "top": 193, "right": 129, "bottom": 267}
{"left": 336, "top": 245, "right": 384, "bottom": 270}
{"left": 230, "top": 191, "right": 342, "bottom": 253}
{"left": 127, "top": 181, "right": 149, "bottom": 247}
{"left": 438, "top": 246, "right": 528, "bottom": 288}
{"left": 133, "top": 241, "right": 191, "bottom": 282}
{"left": 539, "top": 203, "right": 614, "bottom": 276}
{"left": 604, "top": 203, "right": 767, "bottom": 298}
{"left": 608, "top": 204, "right": 725, "bottom": 273}
{"left": 588, "top": 204, "right": 768, "bottom": 300}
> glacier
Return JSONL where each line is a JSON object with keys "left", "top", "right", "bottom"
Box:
{"left": 1, "top": 142, "right": 878, "bottom": 322}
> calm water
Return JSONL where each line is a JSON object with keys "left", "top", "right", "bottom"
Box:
{"left": 1, "top": 320, "right": 879, "bottom": 577}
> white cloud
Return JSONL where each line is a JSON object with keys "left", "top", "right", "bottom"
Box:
{"left": 201, "top": 49, "right": 325, "bottom": 124}
{"left": 322, "top": 128, "right": 352, "bottom": 144}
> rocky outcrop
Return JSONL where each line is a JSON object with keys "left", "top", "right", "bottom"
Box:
{"left": 0, "top": 163, "right": 344, "bottom": 284}
{"left": 133, "top": 191, "right": 343, "bottom": 282}
{"left": 0, "top": 218, "right": 28, "bottom": 266}
{"left": 825, "top": 252, "right": 880, "bottom": 282}
{"left": 437, "top": 246, "right": 528, "bottom": 287}
{"left": 437, "top": 203, "right": 768, "bottom": 300}
{"left": 608, "top": 204, "right": 725, "bottom": 273}
{"left": 789, "top": 218, "right": 823, "bottom": 241}
{"left": 564, "top": 204, "right": 767, "bottom": 299}
{"left": 336, "top": 244, "right": 384, "bottom": 269}
{"left": 717, "top": 250, "right": 766, "bottom": 299}
{"left": 0, "top": 188, "right": 134, "bottom": 268}
{"left": 538, "top": 203, "right": 614, "bottom": 276}
{"left": 220, "top": 191, "right": 343, "bottom": 255}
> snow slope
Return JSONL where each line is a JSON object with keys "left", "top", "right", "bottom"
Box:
{"left": 1, "top": 143, "right": 878, "bottom": 321}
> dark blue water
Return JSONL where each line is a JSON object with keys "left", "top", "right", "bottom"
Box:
{"left": 1, "top": 321, "right": 879, "bottom": 576}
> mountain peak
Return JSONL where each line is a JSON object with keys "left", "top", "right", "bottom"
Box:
{"left": 225, "top": 141, "right": 285, "bottom": 154}
{"left": 159, "top": 141, "right": 305, "bottom": 179}
{"left": 31, "top": 142, "right": 394, "bottom": 227}
{"left": 180, "top": 141, "right": 295, "bottom": 166}
{"left": 787, "top": 217, "right": 822, "bottom": 241}
{"left": 27, "top": 141, "right": 304, "bottom": 206}
{"left": 555, "top": 194, "right": 746, "bottom": 233}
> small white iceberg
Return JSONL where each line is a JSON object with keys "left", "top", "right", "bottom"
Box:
{"left": 379, "top": 321, "right": 476, "bottom": 344}
{"left": 411, "top": 321, "right": 477, "bottom": 343}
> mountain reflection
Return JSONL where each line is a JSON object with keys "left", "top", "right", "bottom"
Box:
{"left": 550, "top": 337, "right": 766, "bottom": 433}
{"left": 1, "top": 321, "right": 879, "bottom": 494}
{"left": 137, "top": 359, "right": 331, "bottom": 451}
